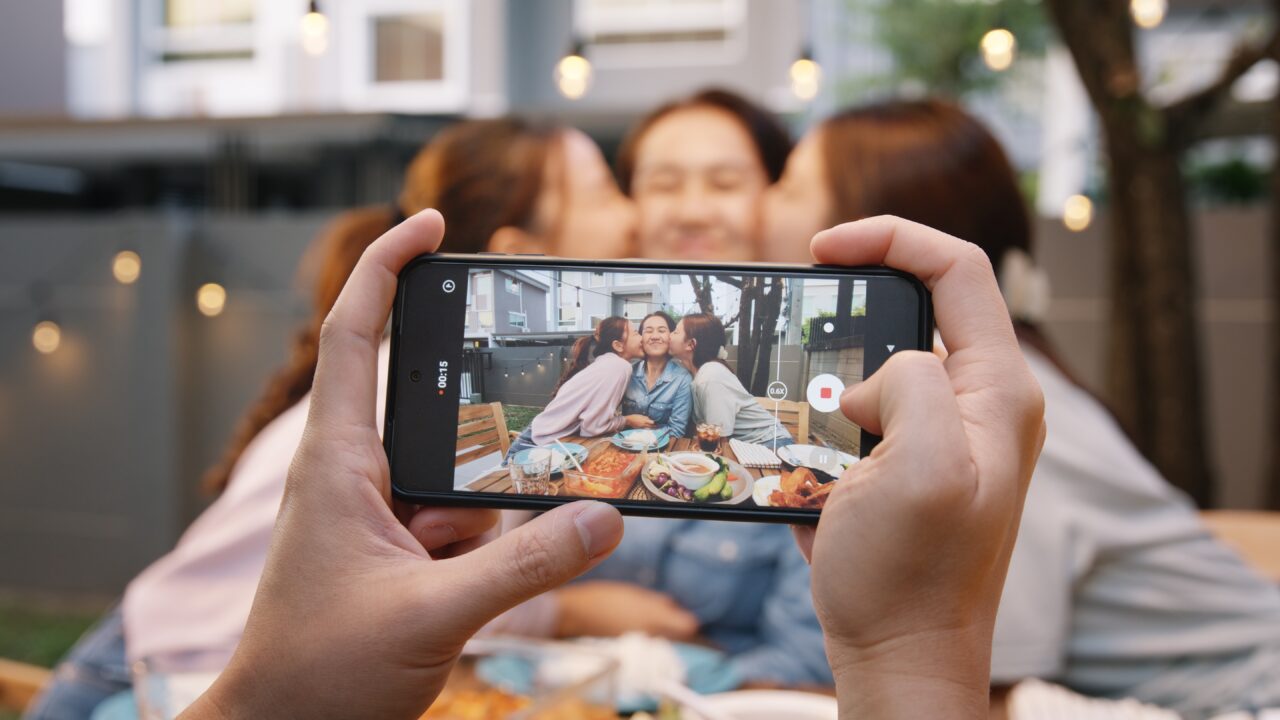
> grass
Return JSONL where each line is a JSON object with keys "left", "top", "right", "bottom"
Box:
{"left": 0, "top": 599, "right": 104, "bottom": 718}
{"left": 503, "top": 404, "right": 540, "bottom": 434}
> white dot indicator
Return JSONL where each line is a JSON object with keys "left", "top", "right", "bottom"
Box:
{"left": 823, "top": 321, "right": 835, "bottom": 333}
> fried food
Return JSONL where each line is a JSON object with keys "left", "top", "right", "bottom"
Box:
{"left": 770, "top": 466, "right": 835, "bottom": 509}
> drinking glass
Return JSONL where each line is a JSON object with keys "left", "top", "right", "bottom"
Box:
{"left": 511, "top": 449, "right": 555, "bottom": 495}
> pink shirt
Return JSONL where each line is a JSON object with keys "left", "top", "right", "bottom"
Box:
{"left": 121, "top": 341, "right": 390, "bottom": 666}
{"left": 529, "top": 352, "right": 630, "bottom": 445}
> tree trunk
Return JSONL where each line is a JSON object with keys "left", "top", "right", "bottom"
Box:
{"left": 1102, "top": 118, "right": 1215, "bottom": 506}
{"left": 1045, "top": 0, "right": 1215, "bottom": 506}
{"left": 1269, "top": 76, "right": 1280, "bottom": 509}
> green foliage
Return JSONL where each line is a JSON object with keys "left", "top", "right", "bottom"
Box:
{"left": 1186, "top": 157, "right": 1269, "bottom": 205}
{"left": 503, "top": 404, "right": 541, "bottom": 434}
{"left": 0, "top": 600, "right": 100, "bottom": 668}
{"left": 846, "top": 0, "right": 1051, "bottom": 99}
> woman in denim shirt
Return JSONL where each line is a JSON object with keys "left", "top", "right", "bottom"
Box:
{"left": 621, "top": 311, "right": 693, "bottom": 439}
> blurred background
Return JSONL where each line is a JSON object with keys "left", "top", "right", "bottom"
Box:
{"left": 0, "top": 0, "right": 1275, "bottom": 651}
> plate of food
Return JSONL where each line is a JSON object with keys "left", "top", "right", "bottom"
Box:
{"left": 512, "top": 443, "right": 589, "bottom": 476}
{"left": 641, "top": 453, "right": 754, "bottom": 504}
{"left": 610, "top": 428, "right": 670, "bottom": 452}
{"left": 562, "top": 447, "right": 644, "bottom": 498}
{"left": 762, "top": 467, "right": 836, "bottom": 510}
{"left": 476, "top": 634, "right": 739, "bottom": 715}
{"left": 777, "top": 444, "right": 858, "bottom": 477}
{"left": 751, "top": 475, "right": 783, "bottom": 507}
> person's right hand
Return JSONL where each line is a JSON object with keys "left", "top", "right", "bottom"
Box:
{"left": 795, "top": 216, "right": 1046, "bottom": 719}
{"left": 625, "top": 414, "right": 657, "bottom": 429}
{"left": 554, "top": 581, "right": 700, "bottom": 641}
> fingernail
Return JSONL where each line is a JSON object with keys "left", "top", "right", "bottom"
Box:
{"left": 573, "top": 502, "right": 619, "bottom": 558}
{"left": 418, "top": 523, "right": 458, "bottom": 549}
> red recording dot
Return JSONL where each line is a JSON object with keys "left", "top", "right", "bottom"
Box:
{"left": 438, "top": 389, "right": 445, "bottom": 395}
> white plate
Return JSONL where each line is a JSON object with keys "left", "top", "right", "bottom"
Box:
{"left": 752, "top": 475, "right": 782, "bottom": 507}
{"left": 777, "top": 444, "right": 858, "bottom": 475}
{"left": 702, "top": 690, "right": 838, "bottom": 720}
{"left": 643, "top": 457, "right": 754, "bottom": 504}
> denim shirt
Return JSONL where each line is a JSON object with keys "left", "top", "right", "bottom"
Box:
{"left": 621, "top": 359, "right": 693, "bottom": 438}
{"left": 577, "top": 517, "right": 832, "bottom": 687}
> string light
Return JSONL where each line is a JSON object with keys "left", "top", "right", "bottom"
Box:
{"left": 300, "top": 0, "right": 329, "bottom": 57}
{"left": 555, "top": 39, "right": 592, "bottom": 100}
{"left": 196, "top": 283, "right": 227, "bottom": 317}
{"left": 1063, "top": 194, "right": 1094, "bottom": 232}
{"left": 112, "top": 250, "right": 141, "bottom": 285}
{"left": 1130, "top": 0, "right": 1167, "bottom": 29}
{"left": 32, "top": 320, "right": 61, "bottom": 354}
{"left": 980, "top": 28, "right": 1017, "bottom": 72}
{"left": 789, "top": 49, "right": 822, "bottom": 101}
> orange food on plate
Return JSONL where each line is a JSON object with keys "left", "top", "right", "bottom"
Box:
{"left": 563, "top": 448, "right": 642, "bottom": 498}
{"left": 771, "top": 467, "right": 836, "bottom": 509}
{"left": 419, "top": 689, "right": 618, "bottom": 720}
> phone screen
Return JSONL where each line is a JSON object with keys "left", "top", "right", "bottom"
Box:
{"left": 387, "top": 256, "right": 930, "bottom": 522}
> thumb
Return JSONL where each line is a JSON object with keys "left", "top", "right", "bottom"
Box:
{"left": 434, "top": 501, "right": 623, "bottom": 633}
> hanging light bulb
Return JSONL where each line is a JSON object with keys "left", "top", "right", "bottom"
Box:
{"left": 790, "top": 49, "right": 822, "bottom": 101}
{"left": 196, "top": 283, "right": 227, "bottom": 317}
{"left": 32, "top": 320, "right": 62, "bottom": 354}
{"left": 112, "top": 250, "right": 141, "bottom": 285}
{"left": 555, "top": 39, "right": 592, "bottom": 100}
{"left": 1130, "top": 0, "right": 1167, "bottom": 29}
{"left": 300, "top": 0, "right": 330, "bottom": 57}
{"left": 1063, "top": 194, "right": 1094, "bottom": 232}
{"left": 980, "top": 28, "right": 1017, "bottom": 72}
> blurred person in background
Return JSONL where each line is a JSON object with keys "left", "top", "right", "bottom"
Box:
{"left": 617, "top": 88, "right": 791, "bottom": 261}
{"left": 22, "top": 116, "right": 638, "bottom": 720}
{"left": 762, "top": 97, "right": 1280, "bottom": 719}
{"left": 491, "top": 90, "right": 832, "bottom": 689}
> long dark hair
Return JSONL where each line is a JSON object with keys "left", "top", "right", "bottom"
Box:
{"left": 679, "top": 313, "right": 730, "bottom": 370}
{"left": 616, "top": 88, "right": 793, "bottom": 194}
{"left": 819, "top": 100, "right": 1091, "bottom": 383}
{"left": 554, "top": 316, "right": 630, "bottom": 395}
{"left": 640, "top": 310, "right": 676, "bottom": 332}
{"left": 203, "top": 118, "right": 563, "bottom": 495}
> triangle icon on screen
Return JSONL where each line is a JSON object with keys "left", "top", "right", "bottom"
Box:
{"left": 887, "top": 345, "right": 896, "bottom": 352}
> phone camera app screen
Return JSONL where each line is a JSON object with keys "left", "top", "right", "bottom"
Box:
{"left": 431, "top": 265, "right": 881, "bottom": 514}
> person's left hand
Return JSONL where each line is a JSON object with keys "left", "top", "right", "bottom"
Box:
{"left": 181, "top": 209, "right": 625, "bottom": 720}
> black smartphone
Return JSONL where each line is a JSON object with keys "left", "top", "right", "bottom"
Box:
{"left": 385, "top": 254, "right": 932, "bottom": 524}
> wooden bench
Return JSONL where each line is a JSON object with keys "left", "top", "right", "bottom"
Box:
{"left": 754, "top": 397, "right": 810, "bottom": 444}
{"left": 456, "top": 402, "right": 514, "bottom": 467}
{"left": 1201, "top": 510, "right": 1280, "bottom": 583}
{"left": 0, "top": 658, "right": 52, "bottom": 712}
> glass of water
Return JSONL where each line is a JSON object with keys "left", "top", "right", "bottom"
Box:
{"left": 511, "top": 448, "right": 555, "bottom": 495}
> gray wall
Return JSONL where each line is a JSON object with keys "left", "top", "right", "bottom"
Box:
{"left": 0, "top": 212, "right": 325, "bottom": 593}
{"left": 1036, "top": 208, "right": 1271, "bottom": 509}
{"left": 0, "top": 0, "right": 65, "bottom": 116}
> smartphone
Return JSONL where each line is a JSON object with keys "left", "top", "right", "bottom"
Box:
{"left": 385, "top": 254, "right": 932, "bottom": 524}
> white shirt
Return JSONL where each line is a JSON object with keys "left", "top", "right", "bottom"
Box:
{"left": 993, "top": 346, "right": 1280, "bottom": 718}
{"left": 122, "top": 341, "right": 390, "bottom": 666}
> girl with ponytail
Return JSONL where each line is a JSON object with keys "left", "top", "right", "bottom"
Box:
{"left": 507, "top": 316, "right": 653, "bottom": 460}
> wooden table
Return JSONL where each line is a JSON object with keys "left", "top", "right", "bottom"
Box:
{"left": 465, "top": 435, "right": 778, "bottom": 504}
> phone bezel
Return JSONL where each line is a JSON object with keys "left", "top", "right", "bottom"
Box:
{"left": 385, "top": 253, "right": 934, "bottom": 524}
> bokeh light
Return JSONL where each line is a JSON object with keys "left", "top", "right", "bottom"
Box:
{"left": 112, "top": 250, "right": 141, "bottom": 285}
{"left": 1063, "top": 194, "right": 1094, "bottom": 232}
{"left": 196, "top": 283, "right": 227, "bottom": 317}
{"left": 556, "top": 53, "right": 592, "bottom": 100}
{"left": 981, "top": 28, "right": 1016, "bottom": 72}
{"left": 1131, "top": 0, "right": 1167, "bottom": 29}
{"left": 790, "top": 57, "right": 821, "bottom": 101}
{"left": 32, "top": 320, "right": 61, "bottom": 354}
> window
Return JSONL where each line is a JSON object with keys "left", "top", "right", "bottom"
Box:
{"left": 622, "top": 296, "right": 650, "bottom": 321}
{"left": 509, "top": 312, "right": 528, "bottom": 329}
{"left": 618, "top": 273, "right": 650, "bottom": 285}
{"left": 590, "top": 315, "right": 606, "bottom": 329}
{"left": 590, "top": 272, "right": 606, "bottom": 287}
{"left": 478, "top": 311, "right": 495, "bottom": 328}
{"left": 505, "top": 276, "right": 520, "bottom": 295}
{"left": 374, "top": 14, "right": 444, "bottom": 82}
{"left": 157, "top": 0, "right": 255, "bottom": 62}
{"left": 560, "top": 306, "right": 579, "bottom": 328}
{"left": 471, "top": 272, "right": 492, "bottom": 311}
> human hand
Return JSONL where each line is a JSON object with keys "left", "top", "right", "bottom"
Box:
{"left": 554, "top": 581, "right": 700, "bottom": 641}
{"left": 625, "top": 414, "right": 657, "bottom": 429}
{"left": 180, "top": 210, "right": 625, "bottom": 720}
{"left": 794, "top": 216, "right": 1045, "bottom": 719}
